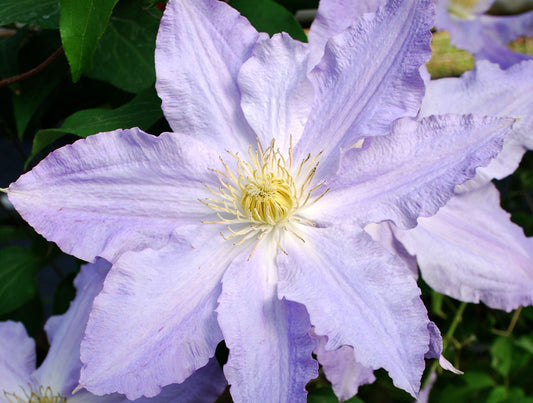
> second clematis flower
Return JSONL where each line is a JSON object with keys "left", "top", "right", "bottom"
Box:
{"left": 0, "top": 260, "right": 226, "bottom": 403}
{"left": 434, "top": 0, "right": 533, "bottom": 68}
{"left": 4, "top": 0, "right": 516, "bottom": 401}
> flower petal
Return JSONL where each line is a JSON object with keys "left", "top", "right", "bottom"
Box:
{"left": 79, "top": 230, "right": 234, "bottom": 399}
{"left": 421, "top": 60, "right": 533, "bottom": 183}
{"left": 307, "top": 0, "right": 386, "bottom": 68}
{"left": 128, "top": 359, "right": 227, "bottom": 403}
{"left": 0, "top": 321, "right": 34, "bottom": 394}
{"left": 277, "top": 225, "right": 430, "bottom": 397}
{"left": 365, "top": 222, "right": 418, "bottom": 277}
{"left": 238, "top": 33, "right": 313, "bottom": 150}
{"left": 155, "top": 0, "right": 261, "bottom": 151}
{"left": 72, "top": 359, "right": 227, "bottom": 403}
{"left": 318, "top": 114, "right": 513, "bottom": 229}
{"left": 394, "top": 182, "right": 533, "bottom": 311}
{"left": 217, "top": 243, "right": 317, "bottom": 402}
{"left": 313, "top": 334, "right": 375, "bottom": 401}
{"left": 296, "top": 0, "right": 434, "bottom": 171}
{"left": 479, "top": 12, "right": 533, "bottom": 47}
{"left": 32, "top": 259, "right": 110, "bottom": 396}
{"left": 8, "top": 128, "right": 219, "bottom": 263}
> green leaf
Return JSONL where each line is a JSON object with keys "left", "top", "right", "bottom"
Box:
{"left": 0, "top": 0, "right": 60, "bottom": 29}
{"left": 463, "top": 371, "right": 495, "bottom": 389}
{"left": 230, "top": 0, "right": 307, "bottom": 42}
{"left": 0, "top": 246, "right": 40, "bottom": 315}
{"left": 0, "top": 27, "right": 27, "bottom": 79}
{"left": 273, "top": 0, "right": 319, "bottom": 13}
{"left": 431, "top": 290, "right": 447, "bottom": 318}
{"left": 13, "top": 70, "right": 65, "bottom": 138}
{"left": 0, "top": 226, "right": 28, "bottom": 243}
{"left": 26, "top": 87, "right": 162, "bottom": 167}
{"left": 514, "top": 334, "right": 533, "bottom": 355}
{"left": 86, "top": 0, "right": 161, "bottom": 92}
{"left": 490, "top": 337, "right": 514, "bottom": 377}
{"left": 59, "top": 86, "right": 162, "bottom": 136}
{"left": 0, "top": 294, "right": 44, "bottom": 337}
{"left": 52, "top": 271, "right": 77, "bottom": 315}
{"left": 307, "top": 387, "right": 364, "bottom": 403}
{"left": 307, "top": 387, "right": 340, "bottom": 403}
{"left": 59, "top": 0, "right": 119, "bottom": 82}
{"left": 487, "top": 385, "right": 508, "bottom": 403}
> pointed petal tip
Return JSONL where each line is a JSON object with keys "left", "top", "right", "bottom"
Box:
{"left": 439, "top": 355, "right": 463, "bottom": 375}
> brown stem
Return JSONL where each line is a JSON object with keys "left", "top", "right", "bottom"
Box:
{"left": 0, "top": 46, "right": 64, "bottom": 87}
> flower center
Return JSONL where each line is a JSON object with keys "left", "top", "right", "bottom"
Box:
{"left": 4, "top": 385, "right": 67, "bottom": 403}
{"left": 202, "top": 139, "right": 327, "bottom": 257}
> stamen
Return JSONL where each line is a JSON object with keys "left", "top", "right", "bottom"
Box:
{"left": 201, "top": 139, "right": 328, "bottom": 258}
{"left": 4, "top": 384, "right": 66, "bottom": 403}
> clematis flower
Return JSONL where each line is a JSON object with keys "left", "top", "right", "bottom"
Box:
{"left": 378, "top": 60, "right": 533, "bottom": 312}
{"left": 5, "top": 0, "right": 515, "bottom": 401}
{"left": 434, "top": 0, "right": 533, "bottom": 68}
{"left": 0, "top": 260, "right": 226, "bottom": 403}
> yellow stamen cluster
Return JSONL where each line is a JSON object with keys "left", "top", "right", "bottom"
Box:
{"left": 202, "top": 139, "right": 328, "bottom": 257}
{"left": 4, "top": 385, "right": 66, "bottom": 403}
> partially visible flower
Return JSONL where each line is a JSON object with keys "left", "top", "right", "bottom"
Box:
{"left": 0, "top": 260, "right": 226, "bottom": 403}
{"left": 434, "top": 0, "right": 533, "bottom": 68}
{"left": 5, "top": 0, "right": 515, "bottom": 401}
{"left": 370, "top": 60, "right": 533, "bottom": 312}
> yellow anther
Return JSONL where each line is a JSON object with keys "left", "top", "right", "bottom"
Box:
{"left": 201, "top": 138, "right": 328, "bottom": 257}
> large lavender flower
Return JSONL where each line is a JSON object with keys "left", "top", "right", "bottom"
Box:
{"left": 5, "top": 0, "right": 515, "bottom": 401}
{"left": 434, "top": 0, "right": 533, "bottom": 68}
{"left": 0, "top": 260, "right": 226, "bottom": 403}
{"left": 383, "top": 60, "right": 533, "bottom": 311}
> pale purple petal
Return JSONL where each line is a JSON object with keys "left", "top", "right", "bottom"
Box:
{"left": 421, "top": 60, "right": 533, "bottom": 182}
{"left": 217, "top": 245, "right": 317, "bottom": 402}
{"left": 32, "top": 260, "right": 110, "bottom": 396}
{"left": 8, "top": 128, "right": 220, "bottom": 263}
{"left": 480, "top": 12, "right": 533, "bottom": 45}
{"left": 313, "top": 334, "right": 375, "bottom": 401}
{"left": 295, "top": 0, "right": 434, "bottom": 171}
{"left": 0, "top": 321, "right": 35, "bottom": 394}
{"left": 439, "top": 356, "right": 462, "bottom": 374}
{"left": 314, "top": 115, "right": 513, "bottom": 229}
{"left": 365, "top": 222, "right": 418, "bottom": 277}
{"left": 237, "top": 33, "right": 313, "bottom": 149}
{"left": 394, "top": 182, "right": 533, "bottom": 312}
{"left": 79, "top": 230, "right": 233, "bottom": 399}
{"left": 277, "top": 225, "right": 430, "bottom": 397}
{"left": 416, "top": 371, "right": 436, "bottom": 403}
{"left": 425, "top": 322, "right": 443, "bottom": 360}
{"left": 71, "top": 359, "right": 226, "bottom": 403}
{"left": 307, "top": 0, "right": 386, "bottom": 68}
{"left": 475, "top": 32, "right": 533, "bottom": 69}
{"left": 155, "top": 0, "right": 261, "bottom": 152}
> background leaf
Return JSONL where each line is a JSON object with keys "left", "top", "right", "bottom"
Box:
{"left": 0, "top": 247, "right": 41, "bottom": 315}
{"left": 25, "top": 87, "right": 163, "bottom": 167}
{"left": 229, "top": 0, "right": 307, "bottom": 42}
{"left": 11, "top": 30, "right": 67, "bottom": 138}
{"left": 0, "top": 27, "right": 27, "bottom": 80}
{"left": 59, "top": 0, "right": 119, "bottom": 82}
{"left": 0, "top": 0, "right": 60, "bottom": 29}
{"left": 86, "top": 0, "right": 161, "bottom": 93}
